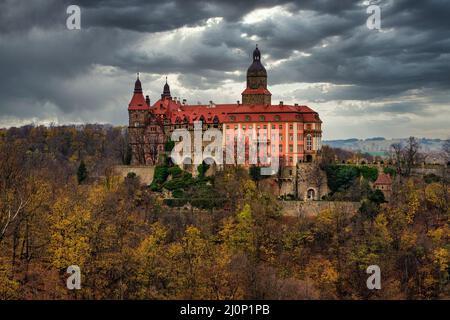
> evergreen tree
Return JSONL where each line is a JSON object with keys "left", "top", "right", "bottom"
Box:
{"left": 77, "top": 160, "right": 88, "bottom": 184}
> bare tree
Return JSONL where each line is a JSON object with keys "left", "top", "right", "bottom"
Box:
{"left": 390, "top": 143, "right": 403, "bottom": 176}
{"left": 443, "top": 137, "right": 450, "bottom": 164}
{"left": 0, "top": 142, "right": 31, "bottom": 244}
{"left": 404, "top": 137, "right": 420, "bottom": 176}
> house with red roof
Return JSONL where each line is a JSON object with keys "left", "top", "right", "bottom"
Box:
{"left": 373, "top": 173, "right": 393, "bottom": 201}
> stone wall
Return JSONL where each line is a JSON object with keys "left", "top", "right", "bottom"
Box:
{"left": 113, "top": 165, "right": 155, "bottom": 185}
{"left": 281, "top": 201, "right": 360, "bottom": 217}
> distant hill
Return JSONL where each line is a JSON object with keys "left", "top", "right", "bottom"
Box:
{"left": 323, "top": 137, "right": 445, "bottom": 156}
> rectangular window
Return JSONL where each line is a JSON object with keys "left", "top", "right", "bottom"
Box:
{"left": 279, "top": 124, "right": 283, "bottom": 129}
{"left": 289, "top": 145, "right": 293, "bottom": 152}
{"left": 279, "top": 135, "right": 283, "bottom": 141}
{"left": 289, "top": 125, "right": 293, "bottom": 130}
{"left": 242, "top": 125, "right": 246, "bottom": 130}
{"left": 289, "top": 135, "right": 293, "bottom": 141}
{"left": 272, "top": 124, "right": 275, "bottom": 129}
{"left": 306, "top": 135, "right": 312, "bottom": 151}
{"left": 279, "top": 145, "right": 283, "bottom": 152}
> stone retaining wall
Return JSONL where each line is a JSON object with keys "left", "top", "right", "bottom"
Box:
{"left": 281, "top": 201, "right": 360, "bottom": 217}
{"left": 113, "top": 165, "right": 155, "bottom": 185}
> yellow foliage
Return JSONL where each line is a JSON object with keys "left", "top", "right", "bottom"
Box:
{"left": 399, "top": 230, "right": 417, "bottom": 251}
{"left": 48, "top": 194, "right": 91, "bottom": 269}
{"left": 425, "top": 183, "right": 447, "bottom": 210}
{"left": 427, "top": 226, "right": 449, "bottom": 245}
{"left": 0, "top": 260, "right": 19, "bottom": 300}
{"left": 432, "top": 247, "right": 449, "bottom": 273}
{"left": 305, "top": 257, "right": 338, "bottom": 299}
{"left": 406, "top": 184, "right": 420, "bottom": 224}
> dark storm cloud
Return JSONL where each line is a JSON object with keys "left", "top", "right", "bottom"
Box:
{"left": 0, "top": 0, "right": 449, "bottom": 130}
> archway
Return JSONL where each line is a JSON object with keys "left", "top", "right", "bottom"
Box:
{"left": 306, "top": 155, "right": 313, "bottom": 162}
{"left": 307, "top": 188, "right": 316, "bottom": 200}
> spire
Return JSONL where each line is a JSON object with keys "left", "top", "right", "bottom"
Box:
{"left": 253, "top": 44, "right": 261, "bottom": 61}
{"left": 128, "top": 73, "right": 148, "bottom": 110}
{"left": 134, "top": 73, "right": 142, "bottom": 94}
{"left": 161, "top": 76, "right": 171, "bottom": 100}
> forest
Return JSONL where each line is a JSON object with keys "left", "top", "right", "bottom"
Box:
{"left": 0, "top": 124, "right": 448, "bottom": 299}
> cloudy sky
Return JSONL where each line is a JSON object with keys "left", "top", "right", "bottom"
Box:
{"left": 0, "top": 0, "right": 449, "bottom": 139}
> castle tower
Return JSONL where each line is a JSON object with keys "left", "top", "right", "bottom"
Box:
{"left": 241, "top": 45, "right": 272, "bottom": 105}
{"left": 128, "top": 73, "right": 149, "bottom": 164}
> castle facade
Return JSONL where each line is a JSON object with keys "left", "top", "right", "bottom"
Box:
{"left": 128, "top": 46, "right": 323, "bottom": 172}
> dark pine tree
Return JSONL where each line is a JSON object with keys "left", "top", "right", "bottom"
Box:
{"left": 77, "top": 160, "right": 88, "bottom": 184}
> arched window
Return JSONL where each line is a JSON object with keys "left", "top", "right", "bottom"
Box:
{"left": 307, "top": 189, "right": 315, "bottom": 200}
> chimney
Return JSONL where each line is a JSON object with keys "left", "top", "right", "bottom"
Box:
{"left": 279, "top": 101, "right": 284, "bottom": 106}
{"left": 294, "top": 103, "right": 298, "bottom": 107}
{"left": 146, "top": 95, "right": 150, "bottom": 106}
{"left": 182, "top": 99, "right": 187, "bottom": 105}
{"left": 237, "top": 100, "right": 240, "bottom": 105}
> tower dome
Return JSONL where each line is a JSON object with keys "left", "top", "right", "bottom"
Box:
{"left": 247, "top": 44, "right": 267, "bottom": 77}
{"left": 242, "top": 45, "right": 271, "bottom": 105}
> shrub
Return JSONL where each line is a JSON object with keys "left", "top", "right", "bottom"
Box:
{"left": 424, "top": 173, "right": 441, "bottom": 184}
{"left": 359, "top": 166, "right": 378, "bottom": 182}
{"left": 168, "top": 166, "right": 182, "bottom": 178}
{"left": 383, "top": 167, "right": 396, "bottom": 177}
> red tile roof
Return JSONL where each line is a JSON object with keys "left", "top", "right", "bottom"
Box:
{"left": 128, "top": 92, "right": 149, "bottom": 110}
{"left": 241, "top": 88, "right": 272, "bottom": 95}
{"left": 374, "top": 173, "right": 392, "bottom": 185}
{"left": 147, "top": 98, "right": 321, "bottom": 124}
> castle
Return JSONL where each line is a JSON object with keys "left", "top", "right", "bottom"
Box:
{"left": 127, "top": 46, "right": 327, "bottom": 199}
